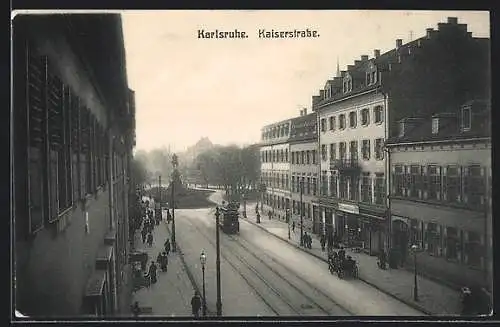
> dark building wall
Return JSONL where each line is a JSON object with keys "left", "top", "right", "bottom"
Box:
{"left": 13, "top": 14, "right": 132, "bottom": 317}
{"left": 15, "top": 190, "right": 111, "bottom": 316}
{"left": 382, "top": 25, "right": 490, "bottom": 138}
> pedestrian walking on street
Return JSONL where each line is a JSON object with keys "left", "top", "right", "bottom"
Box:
{"left": 141, "top": 228, "right": 147, "bottom": 244}
{"left": 164, "top": 238, "right": 171, "bottom": 255}
{"left": 131, "top": 301, "right": 140, "bottom": 317}
{"left": 292, "top": 221, "right": 296, "bottom": 233}
{"left": 147, "top": 233, "right": 153, "bottom": 247}
{"left": 320, "top": 234, "right": 326, "bottom": 251}
{"left": 191, "top": 291, "right": 202, "bottom": 318}
{"left": 147, "top": 261, "right": 158, "bottom": 285}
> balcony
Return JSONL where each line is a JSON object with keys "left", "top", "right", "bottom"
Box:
{"left": 329, "top": 158, "right": 360, "bottom": 173}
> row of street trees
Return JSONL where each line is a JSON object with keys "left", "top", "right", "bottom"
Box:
{"left": 190, "top": 144, "right": 260, "bottom": 196}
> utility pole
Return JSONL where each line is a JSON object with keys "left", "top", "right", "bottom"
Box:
{"left": 215, "top": 207, "right": 222, "bottom": 316}
{"left": 158, "top": 175, "right": 161, "bottom": 207}
{"left": 300, "top": 179, "right": 304, "bottom": 246}
{"left": 171, "top": 154, "right": 178, "bottom": 253}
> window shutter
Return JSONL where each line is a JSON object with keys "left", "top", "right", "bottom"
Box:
{"left": 48, "top": 150, "right": 59, "bottom": 223}
{"left": 26, "top": 49, "right": 46, "bottom": 233}
{"left": 480, "top": 167, "right": 486, "bottom": 206}
{"left": 28, "top": 147, "right": 44, "bottom": 234}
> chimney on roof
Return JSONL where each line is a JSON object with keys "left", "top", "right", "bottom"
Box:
{"left": 467, "top": 32, "right": 472, "bottom": 37}
{"left": 396, "top": 39, "right": 403, "bottom": 49}
{"left": 361, "top": 55, "right": 369, "bottom": 61}
{"left": 374, "top": 49, "right": 380, "bottom": 58}
{"left": 426, "top": 28, "right": 434, "bottom": 38}
{"left": 303, "top": 108, "right": 308, "bottom": 116}
{"left": 347, "top": 65, "right": 355, "bottom": 71}
{"left": 319, "top": 90, "right": 325, "bottom": 99}
{"left": 447, "top": 17, "right": 458, "bottom": 24}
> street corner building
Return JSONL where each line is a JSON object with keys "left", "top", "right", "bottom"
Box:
{"left": 258, "top": 17, "right": 491, "bottom": 293}
{"left": 12, "top": 14, "right": 137, "bottom": 317}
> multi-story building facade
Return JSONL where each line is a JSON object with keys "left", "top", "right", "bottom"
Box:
{"left": 311, "top": 17, "right": 489, "bottom": 256}
{"left": 386, "top": 100, "right": 491, "bottom": 291}
{"left": 260, "top": 119, "right": 291, "bottom": 220}
{"left": 289, "top": 110, "right": 319, "bottom": 234}
{"left": 12, "top": 14, "right": 135, "bottom": 317}
{"left": 314, "top": 65, "right": 388, "bottom": 255}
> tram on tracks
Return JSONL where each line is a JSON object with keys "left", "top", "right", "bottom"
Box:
{"left": 217, "top": 201, "right": 240, "bottom": 234}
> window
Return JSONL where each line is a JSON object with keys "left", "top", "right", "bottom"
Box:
{"left": 306, "top": 150, "right": 311, "bottom": 164}
{"left": 285, "top": 149, "right": 289, "bottom": 162}
{"left": 361, "top": 173, "right": 372, "bottom": 203}
{"left": 463, "top": 165, "right": 485, "bottom": 208}
{"left": 432, "top": 118, "right": 439, "bottom": 134}
{"left": 428, "top": 165, "right": 442, "bottom": 201}
{"left": 349, "top": 111, "right": 357, "bottom": 128}
{"left": 425, "top": 223, "right": 441, "bottom": 256}
{"left": 321, "top": 171, "right": 328, "bottom": 195}
{"left": 329, "top": 116, "right": 336, "bottom": 131}
{"left": 339, "top": 175, "right": 347, "bottom": 199}
{"left": 321, "top": 118, "right": 326, "bottom": 132}
{"left": 339, "top": 142, "right": 346, "bottom": 160}
{"left": 461, "top": 106, "right": 471, "bottom": 131}
{"left": 361, "top": 109, "right": 370, "bottom": 126}
{"left": 465, "top": 231, "right": 482, "bottom": 267}
{"left": 292, "top": 176, "right": 296, "bottom": 193}
{"left": 321, "top": 144, "right": 327, "bottom": 161}
{"left": 47, "top": 71, "right": 64, "bottom": 221}
{"left": 306, "top": 177, "right": 311, "bottom": 195}
{"left": 291, "top": 152, "right": 295, "bottom": 164}
{"left": 330, "top": 175, "right": 337, "bottom": 197}
{"left": 409, "top": 165, "right": 422, "bottom": 198}
{"left": 374, "top": 106, "right": 384, "bottom": 124}
{"left": 285, "top": 173, "right": 289, "bottom": 190}
{"left": 375, "top": 138, "right": 384, "bottom": 160}
{"left": 445, "top": 166, "right": 460, "bottom": 203}
{"left": 394, "top": 165, "right": 404, "bottom": 196}
{"left": 362, "top": 140, "right": 370, "bottom": 160}
{"left": 339, "top": 114, "right": 346, "bottom": 129}
{"left": 311, "top": 150, "right": 317, "bottom": 164}
{"left": 348, "top": 176, "right": 358, "bottom": 201}
{"left": 374, "top": 173, "right": 385, "bottom": 205}
{"left": 301, "top": 151, "right": 305, "bottom": 164}
{"left": 312, "top": 177, "right": 317, "bottom": 196}
{"left": 445, "top": 227, "right": 460, "bottom": 262}
{"left": 329, "top": 143, "right": 336, "bottom": 161}
{"left": 349, "top": 141, "right": 358, "bottom": 161}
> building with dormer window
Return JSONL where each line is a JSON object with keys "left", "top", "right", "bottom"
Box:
{"left": 386, "top": 99, "right": 491, "bottom": 294}
{"left": 312, "top": 17, "right": 490, "bottom": 257}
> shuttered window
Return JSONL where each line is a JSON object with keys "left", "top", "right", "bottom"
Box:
{"left": 27, "top": 52, "right": 46, "bottom": 233}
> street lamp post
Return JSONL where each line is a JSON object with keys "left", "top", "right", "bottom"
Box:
{"left": 300, "top": 179, "right": 304, "bottom": 246}
{"left": 287, "top": 209, "right": 291, "bottom": 239}
{"left": 171, "top": 154, "right": 178, "bottom": 253}
{"left": 200, "top": 250, "right": 207, "bottom": 317}
{"left": 411, "top": 244, "right": 419, "bottom": 302}
{"left": 214, "top": 207, "right": 222, "bottom": 316}
{"left": 242, "top": 193, "right": 247, "bottom": 218}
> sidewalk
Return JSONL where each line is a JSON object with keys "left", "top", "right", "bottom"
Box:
{"left": 131, "top": 211, "right": 197, "bottom": 317}
{"left": 239, "top": 200, "right": 462, "bottom": 316}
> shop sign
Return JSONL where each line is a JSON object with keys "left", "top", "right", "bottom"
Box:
{"left": 338, "top": 203, "right": 359, "bottom": 214}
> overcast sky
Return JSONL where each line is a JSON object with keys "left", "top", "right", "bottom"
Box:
{"left": 121, "top": 10, "right": 490, "bottom": 153}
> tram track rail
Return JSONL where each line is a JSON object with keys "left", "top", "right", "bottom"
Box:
{"left": 183, "top": 216, "right": 352, "bottom": 316}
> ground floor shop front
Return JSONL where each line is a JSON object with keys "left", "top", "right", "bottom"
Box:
{"left": 391, "top": 198, "right": 490, "bottom": 290}
{"left": 316, "top": 199, "right": 387, "bottom": 256}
